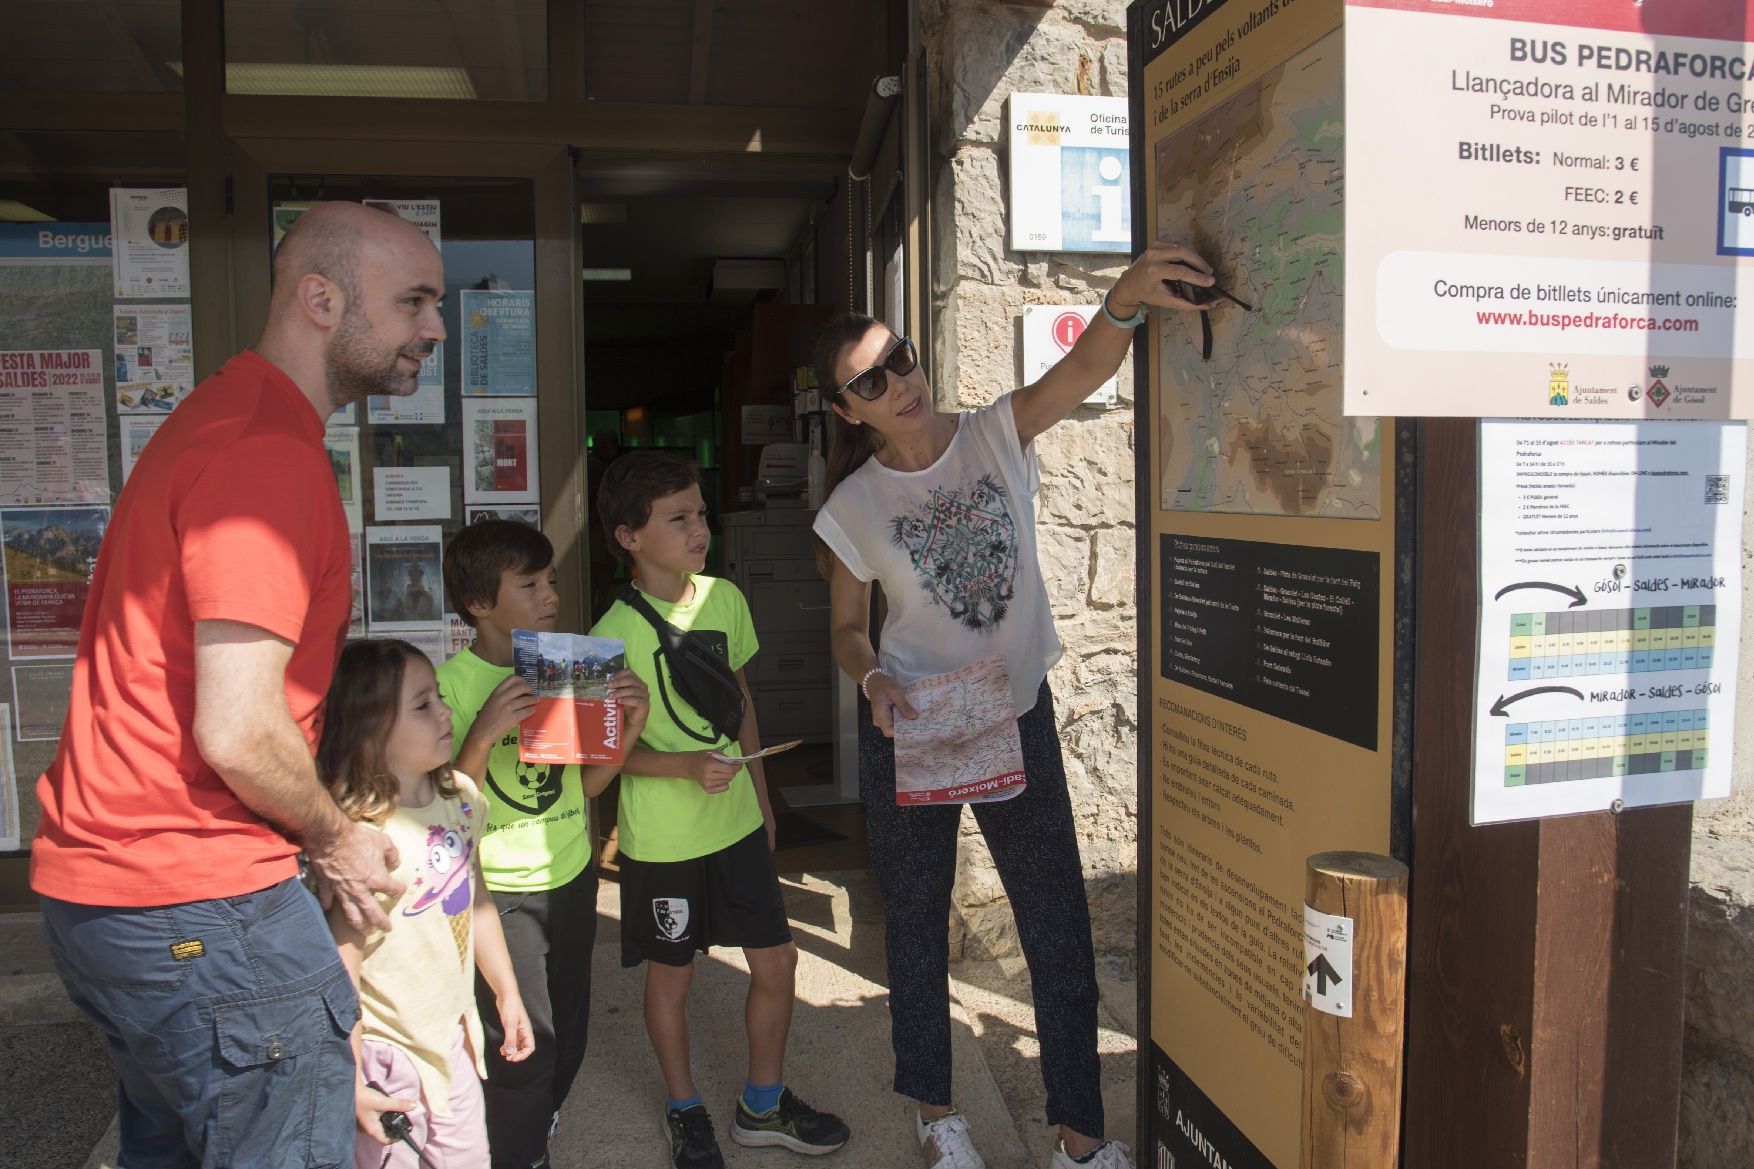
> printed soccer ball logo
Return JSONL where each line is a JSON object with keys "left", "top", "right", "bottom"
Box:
{"left": 652, "top": 898, "right": 691, "bottom": 942}
{"left": 486, "top": 757, "right": 564, "bottom": 817}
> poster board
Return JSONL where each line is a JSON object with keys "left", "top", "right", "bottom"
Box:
{"left": 1472, "top": 418, "right": 1745, "bottom": 823}
{"left": 1342, "top": 0, "right": 1754, "bottom": 418}
{"left": 1130, "top": 1, "right": 1400, "bottom": 1166}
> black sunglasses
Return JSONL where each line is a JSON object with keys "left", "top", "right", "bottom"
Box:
{"left": 839, "top": 336, "right": 918, "bottom": 401}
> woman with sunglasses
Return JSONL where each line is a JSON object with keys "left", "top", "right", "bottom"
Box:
{"left": 809, "top": 241, "right": 1215, "bottom": 1169}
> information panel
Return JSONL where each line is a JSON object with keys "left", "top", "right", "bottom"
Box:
{"left": 1132, "top": 1, "right": 1398, "bottom": 1166}
{"left": 1344, "top": 0, "right": 1754, "bottom": 418}
{"left": 1473, "top": 418, "right": 1745, "bottom": 823}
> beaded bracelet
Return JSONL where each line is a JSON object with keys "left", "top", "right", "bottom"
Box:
{"left": 860, "top": 666, "right": 890, "bottom": 701}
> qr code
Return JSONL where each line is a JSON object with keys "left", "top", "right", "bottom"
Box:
{"left": 1705, "top": 475, "right": 1729, "bottom": 505}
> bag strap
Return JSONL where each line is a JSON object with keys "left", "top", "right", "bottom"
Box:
{"left": 616, "top": 583, "right": 681, "bottom": 647}
{"left": 615, "top": 583, "right": 741, "bottom": 744}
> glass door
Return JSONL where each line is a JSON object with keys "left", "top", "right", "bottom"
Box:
{"left": 227, "top": 140, "right": 586, "bottom": 643}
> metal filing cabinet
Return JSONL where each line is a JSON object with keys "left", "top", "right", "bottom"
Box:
{"left": 720, "top": 508, "right": 859, "bottom": 801}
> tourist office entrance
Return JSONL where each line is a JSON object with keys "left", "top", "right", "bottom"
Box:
{"left": 0, "top": 0, "right": 927, "bottom": 901}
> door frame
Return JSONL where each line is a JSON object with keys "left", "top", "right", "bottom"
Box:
{"left": 225, "top": 139, "right": 588, "bottom": 635}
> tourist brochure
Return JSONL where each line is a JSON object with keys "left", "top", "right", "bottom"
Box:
{"left": 892, "top": 654, "right": 1026, "bottom": 805}
{"left": 710, "top": 739, "right": 804, "bottom": 765}
{"left": 511, "top": 630, "right": 627, "bottom": 766}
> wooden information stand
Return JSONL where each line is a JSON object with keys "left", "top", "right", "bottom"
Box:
{"left": 1128, "top": 2, "right": 1697, "bottom": 1166}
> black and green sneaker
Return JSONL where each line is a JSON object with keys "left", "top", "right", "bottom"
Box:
{"left": 730, "top": 1088, "right": 851, "bottom": 1155}
{"left": 665, "top": 1103, "right": 725, "bottom": 1169}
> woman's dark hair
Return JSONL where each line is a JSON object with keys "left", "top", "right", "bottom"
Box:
{"left": 596, "top": 450, "right": 703, "bottom": 565}
{"left": 318, "top": 638, "right": 459, "bottom": 825}
{"left": 811, "top": 313, "right": 890, "bottom": 579}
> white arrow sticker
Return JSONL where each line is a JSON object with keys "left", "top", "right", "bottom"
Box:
{"left": 1302, "top": 904, "right": 1354, "bottom": 1019}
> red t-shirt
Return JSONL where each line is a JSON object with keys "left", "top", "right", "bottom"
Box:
{"left": 31, "top": 351, "right": 352, "bottom": 906}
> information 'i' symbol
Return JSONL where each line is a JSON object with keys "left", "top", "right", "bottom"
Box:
{"left": 1052, "top": 312, "right": 1085, "bottom": 353}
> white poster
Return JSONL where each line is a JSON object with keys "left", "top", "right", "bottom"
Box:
{"left": 367, "top": 348, "right": 445, "bottom": 425}
{"left": 365, "top": 525, "right": 444, "bottom": 631}
{"left": 403, "top": 627, "right": 449, "bottom": 668}
{"left": 462, "top": 397, "right": 539, "bottom": 504}
{"left": 0, "top": 350, "right": 110, "bottom": 505}
{"left": 11, "top": 663, "right": 72, "bottom": 742}
{"left": 362, "top": 199, "right": 442, "bottom": 250}
{"left": 1474, "top": 419, "right": 1746, "bottom": 824}
{"left": 446, "top": 613, "right": 476, "bottom": 657}
{"left": 348, "top": 534, "right": 365, "bottom": 636}
{"left": 1020, "top": 306, "right": 1117, "bottom": 406}
{"left": 119, "top": 416, "right": 167, "bottom": 483}
{"left": 113, "top": 304, "right": 195, "bottom": 414}
{"left": 1344, "top": 1, "right": 1754, "bottom": 418}
{"left": 1007, "top": 94, "right": 1131, "bottom": 253}
{"left": 0, "top": 703, "right": 16, "bottom": 850}
{"left": 373, "top": 466, "right": 451, "bottom": 522}
{"left": 109, "top": 187, "right": 190, "bottom": 298}
{"left": 324, "top": 426, "right": 363, "bottom": 531}
{"left": 466, "top": 506, "right": 541, "bottom": 528}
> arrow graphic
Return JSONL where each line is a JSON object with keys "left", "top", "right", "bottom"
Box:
{"left": 1489, "top": 686, "right": 1585, "bottom": 717}
{"left": 1307, "top": 954, "right": 1342, "bottom": 998}
{"left": 1494, "top": 581, "right": 1587, "bottom": 608}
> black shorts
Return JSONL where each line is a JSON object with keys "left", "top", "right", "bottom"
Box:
{"left": 618, "top": 827, "right": 792, "bottom": 967}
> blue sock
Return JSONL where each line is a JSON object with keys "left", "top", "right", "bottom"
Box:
{"left": 741, "top": 1080, "right": 784, "bottom": 1115}
{"left": 667, "top": 1093, "right": 703, "bottom": 1114}
{"left": 1072, "top": 1143, "right": 1108, "bottom": 1164}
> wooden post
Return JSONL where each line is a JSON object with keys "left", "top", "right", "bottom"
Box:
{"left": 1300, "top": 851, "right": 1409, "bottom": 1169}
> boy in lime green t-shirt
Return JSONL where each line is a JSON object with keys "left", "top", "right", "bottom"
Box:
{"left": 435, "top": 519, "right": 648, "bottom": 1169}
{"left": 590, "top": 452, "right": 850, "bottom": 1169}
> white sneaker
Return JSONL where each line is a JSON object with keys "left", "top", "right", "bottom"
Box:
{"left": 917, "top": 1110, "right": 986, "bottom": 1169}
{"left": 1050, "top": 1139, "right": 1135, "bottom": 1169}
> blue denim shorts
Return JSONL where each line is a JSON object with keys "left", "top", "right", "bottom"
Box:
{"left": 41, "top": 876, "right": 359, "bottom": 1169}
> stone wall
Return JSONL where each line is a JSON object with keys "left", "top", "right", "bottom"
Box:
{"left": 921, "top": 0, "right": 1141, "bottom": 960}
{"left": 1678, "top": 444, "right": 1754, "bottom": 1169}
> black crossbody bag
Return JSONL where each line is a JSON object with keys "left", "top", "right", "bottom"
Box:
{"left": 616, "top": 584, "right": 746, "bottom": 745}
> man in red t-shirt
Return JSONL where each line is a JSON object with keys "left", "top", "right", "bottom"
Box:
{"left": 32, "top": 201, "right": 445, "bottom": 1169}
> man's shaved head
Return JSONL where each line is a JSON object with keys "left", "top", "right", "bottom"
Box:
{"left": 271, "top": 201, "right": 422, "bottom": 302}
{"left": 257, "top": 201, "right": 446, "bottom": 410}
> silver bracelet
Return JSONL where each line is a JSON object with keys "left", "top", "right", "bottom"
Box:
{"left": 860, "top": 666, "right": 890, "bottom": 701}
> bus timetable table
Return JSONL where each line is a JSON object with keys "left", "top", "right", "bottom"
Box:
{"left": 1502, "top": 710, "right": 1709, "bottom": 787}
{"left": 1508, "top": 606, "right": 1717, "bottom": 681}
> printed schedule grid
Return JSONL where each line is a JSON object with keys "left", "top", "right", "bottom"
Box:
{"left": 1508, "top": 606, "right": 1717, "bottom": 681}
{"left": 1503, "top": 710, "right": 1709, "bottom": 788}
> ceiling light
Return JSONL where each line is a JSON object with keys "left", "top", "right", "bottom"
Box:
{"left": 579, "top": 203, "right": 628, "bottom": 225}
{"left": 169, "top": 61, "right": 478, "bottom": 100}
{"left": 582, "top": 267, "right": 633, "bottom": 281}
{"left": 0, "top": 201, "right": 53, "bottom": 222}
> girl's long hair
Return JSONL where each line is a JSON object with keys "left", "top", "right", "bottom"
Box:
{"left": 317, "top": 638, "right": 459, "bottom": 825}
{"left": 811, "top": 313, "right": 890, "bottom": 579}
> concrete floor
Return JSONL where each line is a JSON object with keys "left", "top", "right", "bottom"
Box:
{"left": 17, "top": 869, "right": 1139, "bottom": 1169}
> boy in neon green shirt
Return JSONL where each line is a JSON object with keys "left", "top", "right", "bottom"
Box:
{"left": 590, "top": 452, "right": 850, "bottom": 1169}
{"left": 436, "top": 519, "right": 648, "bottom": 1169}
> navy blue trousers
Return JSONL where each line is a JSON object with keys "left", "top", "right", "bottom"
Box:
{"left": 859, "top": 680, "right": 1103, "bottom": 1136}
